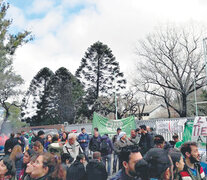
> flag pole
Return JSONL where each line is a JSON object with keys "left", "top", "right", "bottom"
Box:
{"left": 114, "top": 71, "right": 118, "bottom": 120}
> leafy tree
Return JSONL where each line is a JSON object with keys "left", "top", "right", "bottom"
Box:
{"left": 0, "top": 2, "right": 31, "bottom": 132}
{"left": 22, "top": 67, "right": 54, "bottom": 125}
{"left": 134, "top": 25, "right": 205, "bottom": 117}
{"left": 76, "top": 41, "right": 126, "bottom": 115}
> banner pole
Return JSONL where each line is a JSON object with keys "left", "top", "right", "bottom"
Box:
{"left": 114, "top": 71, "right": 118, "bottom": 120}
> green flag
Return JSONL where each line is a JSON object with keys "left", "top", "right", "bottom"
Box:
{"left": 92, "top": 112, "right": 136, "bottom": 137}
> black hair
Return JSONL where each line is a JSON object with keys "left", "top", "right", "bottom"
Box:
{"left": 169, "top": 150, "right": 182, "bottom": 171}
{"left": 172, "top": 133, "right": 178, "bottom": 139}
{"left": 120, "top": 145, "right": 140, "bottom": 163}
{"left": 52, "top": 135, "right": 59, "bottom": 143}
{"left": 81, "top": 128, "right": 85, "bottom": 131}
{"left": 61, "top": 153, "right": 74, "bottom": 164}
{"left": 94, "top": 127, "right": 98, "bottom": 132}
{"left": 150, "top": 127, "right": 154, "bottom": 131}
{"left": 76, "top": 154, "right": 85, "bottom": 162}
{"left": 154, "top": 135, "right": 165, "bottom": 145}
{"left": 180, "top": 142, "right": 197, "bottom": 158}
{"left": 139, "top": 125, "right": 146, "bottom": 130}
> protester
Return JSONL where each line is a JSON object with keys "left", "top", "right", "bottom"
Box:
{"left": 10, "top": 145, "right": 24, "bottom": 179}
{"left": 31, "top": 152, "right": 66, "bottom": 180}
{"left": 180, "top": 142, "right": 206, "bottom": 180}
{"left": 19, "top": 149, "right": 36, "bottom": 180}
{"left": 63, "top": 133, "right": 83, "bottom": 160}
{"left": 144, "top": 147, "right": 173, "bottom": 180}
{"left": 61, "top": 132, "right": 68, "bottom": 144}
{"left": 100, "top": 134, "right": 113, "bottom": 176}
{"left": 169, "top": 150, "right": 185, "bottom": 180}
{"left": 128, "top": 129, "right": 140, "bottom": 146}
{"left": 33, "top": 141, "right": 44, "bottom": 154}
{"left": 14, "top": 133, "right": 25, "bottom": 152}
{"left": 0, "top": 156, "right": 16, "bottom": 180}
{"left": 86, "top": 151, "right": 108, "bottom": 180}
{"left": 35, "top": 130, "right": 45, "bottom": 147}
{"left": 89, "top": 130, "right": 102, "bottom": 154}
{"left": 66, "top": 154, "right": 86, "bottom": 180}
{"left": 154, "top": 134, "right": 172, "bottom": 151}
{"left": 48, "top": 135, "right": 63, "bottom": 155}
{"left": 78, "top": 128, "right": 90, "bottom": 156}
{"left": 4, "top": 133, "right": 16, "bottom": 155}
{"left": 110, "top": 145, "right": 148, "bottom": 180}
{"left": 23, "top": 155, "right": 37, "bottom": 180}
{"left": 61, "top": 153, "right": 74, "bottom": 170}
{"left": 114, "top": 132, "right": 133, "bottom": 169}
{"left": 44, "top": 134, "right": 52, "bottom": 150}
{"left": 138, "top": 125, "right": 154, "bottom": 155}
{"left": 169, "top": 133, "right": 179, "bottom": 148}
{"left": 112, "top": 128, "right": 122, "bottom": 173}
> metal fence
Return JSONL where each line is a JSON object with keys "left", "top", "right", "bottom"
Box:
{"left": 65, "top": 117, "right": 194, "bottom": 141}
{"left": 135, "top": 117, "right": 194, "bottom": 141}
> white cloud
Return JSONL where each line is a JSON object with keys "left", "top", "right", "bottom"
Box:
{"left": 9, "top": 0, "right": 207, "bottom": 90}
{"left": 27, "top": 0, "right": 55, "bottom": 14}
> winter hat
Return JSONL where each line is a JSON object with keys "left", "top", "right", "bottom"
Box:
{"left": 144, "top": 148, "right": 172, "bottom": 179}
{"left": 38, "top": 130, "right": 45, "bottom": 137}
{"left": 118, "top": 132, "right": 126, "bottom": 140}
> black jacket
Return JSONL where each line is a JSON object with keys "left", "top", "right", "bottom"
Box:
{"left": 138, "top": 133, "right": 154, "bottom": 155}
{"left": 4, "top": 137, "right": 16, "bottom": 155}
{"left": 86, "top": 159, "right": 108, "bottom": 180}
{"left": 67, "top": 160, "right": 86, "bottom": 180}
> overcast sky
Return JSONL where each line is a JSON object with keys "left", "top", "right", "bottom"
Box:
{"left": 6, "top": 0, "right": 207, "bottom": 89}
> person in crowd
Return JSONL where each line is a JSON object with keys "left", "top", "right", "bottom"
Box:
{"left": 33, "top": 141, "right": 44, "bottom": 154}
{"left": 100, "top": 134, "right": 113, "bottom": 176}
{"left": 114, "top": 132, "right": 133, "bottom": 170}
{"left": 31, "top": 152, "right": 66, "bottom": 180}
{"left": 48, "top": 135, "right": 63, "bottom": 155}
{"left": 61, "top": 153, "right": 74, "bottom": 170}
{"left": 44, "top": 134, "right": 52, "bottom": 150}
{"left": 86, "top": 151, "right": 108, "bottom": 180}
{"left": 0, "top": 156, "right": 16, "bottom": 180}
{"left": 169, "top": 133, "right": 179, "bottom": 148}
{"left": 112, "top": 128, "right": 122, "bottom": 173}
{"left": 34, "top": 130, "right": 45, "bottom": 147}
{"left": 138, "top": 125, "right": 154, "bottom": 155}
{"left": 110, "top": 145, "right": 148, "bottom": 180}
{"left": 61, "top": 132, "right": 68, "bottom": 144}
{"left": 63, "top": 133, "right": 83, "bottom": 160}
{"left": 169, "top": 150, "right": 185, "bottom": 180}
{"left": 10, "top": 145, "right": 24, "bottom": 179}
{"left": 128, "top": 129, "right": 140, "bottom": 146}
{"left": 14, "top": 133, "right": 25, "bottom": 152}
{"left": 4, "top": 133, "right": 16, "bottom": 155}
{"left": 146, "top": 126, "right": 156, "bottom": 137}
{"left": 144, "top": 147, "right": 173, "bottom": 180}
{"left": 23, "top": 155, "right": 37, "bottom": 180}
{"left": 78, "top": 128, "right": 90, "bottom": 156}
{"left": 180, "top": 142, "right": 206, "bottom": 180}
{"left": 154, "top": 134, "right": 172, "bottom": 151}
{"left": 66, "top": 154, "right": 86, "bottom": 180}
{"left": 89, "top": 129, "right": 102, "bottom": 154}
{"left": 19, "top": 149, "right": 36, "bottom": 180}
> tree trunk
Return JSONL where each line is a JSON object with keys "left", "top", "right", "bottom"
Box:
{"left": 180, "top": 93, "right": 187, "bottom": 117}
{"left": 0, "top": 108, "right": 10, "bottom": 133}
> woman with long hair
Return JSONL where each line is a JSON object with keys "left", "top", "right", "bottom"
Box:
{"left": 19, "top": 149, "right": 36, "bottom": 180}
{"left": 44, "top": 134, "right": 52, "bottom": 150}
{"left": 31, "top": 152, "right": 66, "bottom": 180}
{"left": 10, "top": 145, "right": 24, "bottom": 179}
{"left": 169, "top": 150, "right": 185, "bottom": 180}
{"left": 33, "top": 141, "right": 44, "bottom": 154}
{"left": 0, "top": 156, "right": 16, "bottom": 180}
{"left": 23, "top": 155, "right": 37, "bottom": 180}
{"left": 61, "top": 132, "right": 68, "bottom": 144}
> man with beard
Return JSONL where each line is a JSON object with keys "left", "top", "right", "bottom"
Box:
{"left": 110, "top": 145, "right": 148, "bottom": 180}
{"left": 180, "top": 142, "right": 205, "bottom": 180}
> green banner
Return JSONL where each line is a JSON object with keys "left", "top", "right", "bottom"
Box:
{"left": 92, "top": 112, "right": 136, "bottom": 136}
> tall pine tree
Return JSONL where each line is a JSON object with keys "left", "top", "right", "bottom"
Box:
{"left": 22, "top": 67, "right": 54, "bottom": 125}
{"left": 76, "top": 41, "right": 126, "bottom": 115}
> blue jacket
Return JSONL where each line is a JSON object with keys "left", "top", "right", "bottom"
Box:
{"left": 78, "top": 132, "right": 90, "bottom": 149}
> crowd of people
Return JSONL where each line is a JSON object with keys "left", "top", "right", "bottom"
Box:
{"left": 0, "top": 125, "right": 206, "bottom": 180}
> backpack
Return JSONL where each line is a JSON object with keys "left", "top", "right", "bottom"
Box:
{"left": 100, "top": 139, "right": 110, "bottom": 155}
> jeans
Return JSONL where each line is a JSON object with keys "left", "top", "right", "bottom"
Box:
{"left": 113, "top": 154, "right": 118, "bottom": 172}
{"left": 102, "top": 154, "right": 112, "bottom": 175}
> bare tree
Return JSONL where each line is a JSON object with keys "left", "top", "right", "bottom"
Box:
{"left": 134, "top": 25, "right": 205, "bottom": 117}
